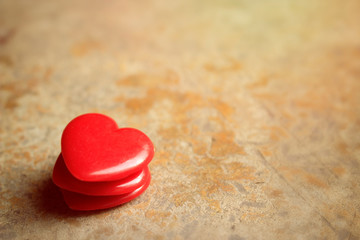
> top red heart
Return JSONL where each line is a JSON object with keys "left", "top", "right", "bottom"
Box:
{"left": 61, "top": 113, "right": 154, "bottom": 182}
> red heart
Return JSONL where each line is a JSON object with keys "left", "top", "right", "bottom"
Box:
{"left": 61, "top": 113, "right": 154, "bottom": 182}
{"left": 52, "top": 154, "right": 150, "bottom": 196}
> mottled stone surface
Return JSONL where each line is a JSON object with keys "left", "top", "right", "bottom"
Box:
{"left": 1, "top": 0, "right": 360, "bottom": 239}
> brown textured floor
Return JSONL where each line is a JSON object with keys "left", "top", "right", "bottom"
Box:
{"left": 1, "top": 0, "right": 360, "bottom": 239}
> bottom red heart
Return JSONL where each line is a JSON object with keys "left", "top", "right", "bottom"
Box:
{"left": 52, "top": 153, "right": 151, "bottom": 210}
{"left": 61, "top": 175, "right": 151, "bottom": 210}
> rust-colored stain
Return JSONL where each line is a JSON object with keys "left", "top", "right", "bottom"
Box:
{"left": 269, "top": 189, "right": 283, "bottom": 198}
{"left": 0, "top": 55, "right": 13, "bottom": 67}
{"left": 305, "top": 174, "right": 328, "bottom": 189}
{"left": 279, "top": 166, "right": 329, "bottom": 189}
{"left": 262, "top": 126, "right": 289, "bottom": 142}
{"left": 0, "top": 28, "right": 15, "bottom": 45}
{"left": 332, "top": 166, "right": 346, "bottom": 177}
{"left": 71, "top": 39, "right": 102, "bottom": 57}
{"left": 208, "top": 98, "right": 234, "bottom": 120}
{"left": 1, "top": 67, "right": 52, "bottom": 109}
{"left": 173, "top": 152, "right": 190, "bottom": 167}
{"left": 246, "top": 75, "right": 270, "bottom": 89}
{"left": 163, "top": 149, "right": 256, "bottom": 211}
{"left": 152, "top": 150, "right": 172, "bottom": 167}
{"left": 336, "top": 141, "right": 349, "bottom": 155}
{"left": 210, "top": 131, "right": 246, "bottom": 157}
{"left": 145, "top": 210, "right": 173, "bottom": 227}
{"left": 241, "top": 212, "right": 265, "bottom": 222}
{"left": 183, "top": 157, "right": 255, "bottom": 211}
{"left": 1, "top": 81, "right": 34, "bottom": 109}
{"left": 259, "top": 146, "right": 273, "bottom": 157}
{"left": 189, "top": 137, "right": 208, "bottom": 155}
{"left": 117, "top": 71, "right": 179, "bottom": 88}
{"left": 172, "top": 191, "right": 195, "bottom": 207}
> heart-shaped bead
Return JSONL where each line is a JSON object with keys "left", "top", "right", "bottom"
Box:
{"left": 61, "top": 113, "right": 154, "bottom": 182}
{"left": 61, "top": 174, "right": 151, "bottom": 210}
{"left": 53, "top": 154, "right": 149, "bottom": 196}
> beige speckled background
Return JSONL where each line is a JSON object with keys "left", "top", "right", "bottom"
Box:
{"left": 1, "top": 0, "right": 360, "bottom": 239}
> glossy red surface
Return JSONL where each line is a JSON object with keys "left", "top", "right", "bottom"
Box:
{"left": 61, "top": 113, "right": 154, "bottom": 182}
{"left": 61, "top": 173, "right": 151, "bottom": 211}
{"left": 52, "top": 154, "right": 150, "bottom": 196}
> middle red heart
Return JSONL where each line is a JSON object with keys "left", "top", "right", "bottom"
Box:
{"left": 53, "top": 154, "right": 150, "bottom": 196}
{"left": 61, "top": 113, "right": 154, "bottom": 182}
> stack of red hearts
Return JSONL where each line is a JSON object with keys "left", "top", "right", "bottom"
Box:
{"left": 52, "top": 113, "right": 154, "bottom": 211}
